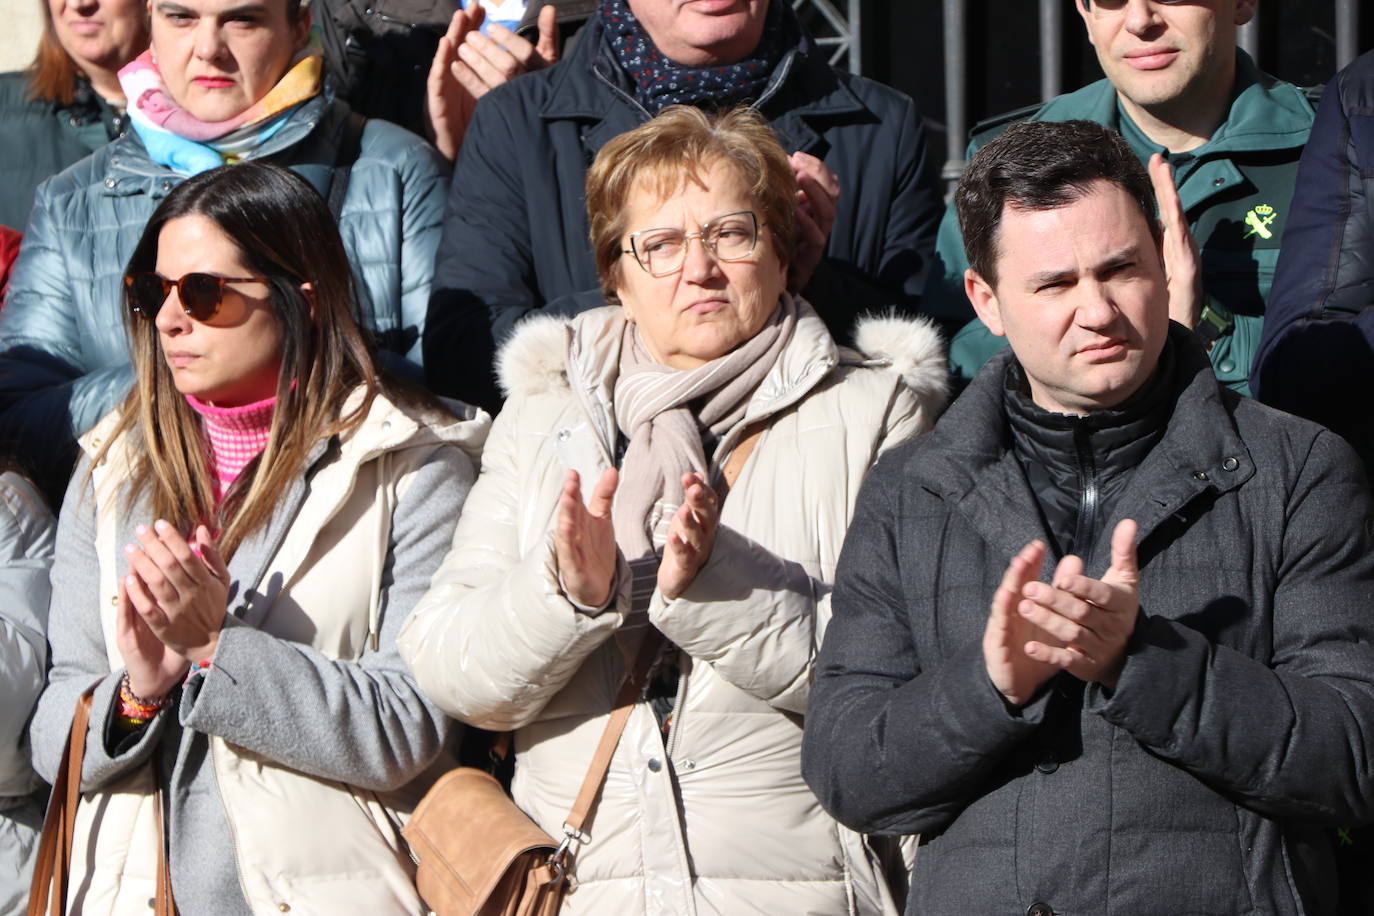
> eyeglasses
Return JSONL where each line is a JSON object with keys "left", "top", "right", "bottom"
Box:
{"left": 1081, "top": 0, "right": 1190, "bottom": 11}
{"left": 622, "top": 211, "right": 763, "bottom": 277}
{"left": 124, "top": 271, "right": 268, "bottom": 323}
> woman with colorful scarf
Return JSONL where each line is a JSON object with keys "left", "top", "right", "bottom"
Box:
{"left": 0, "top": 0, "right": 448, "bottom": 505}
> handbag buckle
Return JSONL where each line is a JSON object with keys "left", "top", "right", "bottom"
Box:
{"left": 545, "top": 823, "right": 588, "bottom": 885}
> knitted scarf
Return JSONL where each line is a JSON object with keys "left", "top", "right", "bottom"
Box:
{"left": 600, "top": 0, "right": 794, "bottom": 114}
{"left": 117, "top": 29, "right": 324, "bottom": 176}
{"left": 185, "top": 393, "right": 276, "bottom": 501}
{"left": 610, "top": 295, "right": 796, "bottom": 611}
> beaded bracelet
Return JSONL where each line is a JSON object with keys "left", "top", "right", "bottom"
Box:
{"left": 118, "top": 672, "right": 167, "bottom": 721}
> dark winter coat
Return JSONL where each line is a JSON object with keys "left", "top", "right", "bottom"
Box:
{"left": 803, "top": 324, "right": 1374, "bottom": 916}
{"left": 424, "top": 8, "right": 943, "bottom": 411}
{"left": 1252, "top": 50, "right": 1374, "bottom": 472}
{"left": 0, "top": 72, "right": 125, "bottom": 232}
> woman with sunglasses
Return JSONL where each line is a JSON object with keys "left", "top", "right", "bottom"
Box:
{"left": 28, "top": 161, "right": 486, "bottom": 916}
{"left": 400, "top": 106, "right": 948, "bottom": 915}
{"left": 0, "top": 0, "right": 448, "bottom": 506}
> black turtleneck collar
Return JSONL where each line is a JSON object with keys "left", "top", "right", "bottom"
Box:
{"left": 1004, "top": 341, "right": 1178, "bottom": 558}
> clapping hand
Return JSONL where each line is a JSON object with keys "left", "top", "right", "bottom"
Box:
{"left": 554, "top": 468, "right": 619, "bottom": 609}
{"left": 984, "top": 520, "right": 1141, "bottom": 707}
{"left": 1013, "top": 519, "right": 1140, "bottom": 690}
{"left": 658, "top": 472, "right": 720, "bottom": 600}
{"left": 117, "top": 522, "right": 229, "bottom": 698}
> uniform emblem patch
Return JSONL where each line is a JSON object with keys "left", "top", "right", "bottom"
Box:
{"left": 1243, "top": 204, "right": 1277, "bottom": 240}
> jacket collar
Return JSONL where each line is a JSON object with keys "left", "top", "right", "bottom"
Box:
{"left": 915, "top": 323, "right": 1253, "bottom": 576}
{"left": 539, "top": 11, "right": 872, "bottom": 156}
{"left": 99, "top": 94, "right": 334, "bottom": 197}
{"left": 1036, "top": 50, "right": 1312, "bottom": 158}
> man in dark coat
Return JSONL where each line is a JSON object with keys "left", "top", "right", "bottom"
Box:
{"left": 424, "top": 0, "right": 943, "bottom": 411}
{"left": 803, "top": 119, "right": 1374, "bottom": 916}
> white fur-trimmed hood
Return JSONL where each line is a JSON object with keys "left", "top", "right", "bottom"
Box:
{"left": 497, "top": 304, "right": 949, "bottom": 412}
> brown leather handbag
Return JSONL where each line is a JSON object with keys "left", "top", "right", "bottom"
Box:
{"left": 27, "top": 684, "right": 176, "bottom": 916}
{"left": 404, "top": 630, "right": 663, "bottom": 916}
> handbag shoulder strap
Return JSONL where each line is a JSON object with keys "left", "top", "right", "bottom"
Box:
{"left": 29, "top": 684, "right": 96, "bottom": 916}
{"left": 28, "top": 684, "right": 176, "bottom": 916}
{"left": 562, "top": 627, "right": 664, "bottom": 839}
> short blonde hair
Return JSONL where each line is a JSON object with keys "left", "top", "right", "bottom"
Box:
{"left": 586, "top": 106, "right": 797, "bottom": 303}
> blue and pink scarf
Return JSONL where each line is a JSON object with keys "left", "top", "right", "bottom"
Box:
{"left": 117, "top": 31, "right": 324, "bottom": 176}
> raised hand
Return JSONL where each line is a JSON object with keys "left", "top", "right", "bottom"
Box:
{"left": 788, "top": 151, "right": 841, "bottom": 293}
{"left": 554, "top": 468, "right": 619, "bottom": 608}
{"left": 426, "top": 5, "right": 486, "bottom": 161}
{"left": 1148, "top": 153, "right": 1202, "bottom": 331}
{"left": 983, "top": 539, "right": 1062, "bottom": 707}
{"left": 1013, "top": 519, "right": 1141, "bottom": 689}
{"left": 658, "top": 472, "right": 720, "bottom": 600}
{"left": 123, "top": 521, "right": 229, "bottom": 671}
{"left": 426, "top": 3, "right": 560, "bottom": 162}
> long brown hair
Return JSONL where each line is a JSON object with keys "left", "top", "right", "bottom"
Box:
{"left": 97, "top": 162, "right": 378, "bottom": 559}
{"left": 27, "top": 0, "right": 81, "bottom": 106}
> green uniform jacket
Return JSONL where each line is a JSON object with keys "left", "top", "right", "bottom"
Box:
{"left": 927, "top": 52, "right": 1314, "bottom": 395}
{"left": 0, "top": 72, "right": 124, "bottom": 232}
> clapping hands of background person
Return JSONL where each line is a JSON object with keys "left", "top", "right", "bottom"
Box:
{"left": 788, "top": 152, "right": 840, "bottom": 293}
{"left": 427, "top": 2, "right": 561, "bottom": 161}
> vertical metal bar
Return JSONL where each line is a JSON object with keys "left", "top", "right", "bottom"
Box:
{"left": 942, "top": 0, "right": 968, "bottom": 192}
{"left": 1237, "top": 10, "right": 1259, "bottom": 65}
{"left": 1039, "top": 0, "right": 1063, "bottom": 102}
{"left": 1335, "top": 0, "right": 1358, "bottom": 71}
{"left": 848, "top": 0, "right": 861, "bottom": 74}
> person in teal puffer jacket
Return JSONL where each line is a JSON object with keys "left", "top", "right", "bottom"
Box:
{"left": 0, "top": 0, "right": 147, "bottom": 232}
{"left": 0, "top": 0, "right": 449, "bottom": 504}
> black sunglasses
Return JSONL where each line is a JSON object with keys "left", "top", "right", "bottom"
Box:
{"left": 124, "top": 271, "right": 268, "bottom": 323}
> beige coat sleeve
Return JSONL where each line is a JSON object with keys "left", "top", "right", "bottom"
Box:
{"left": 398, "top": 395, "right": 625, "bottom": 731}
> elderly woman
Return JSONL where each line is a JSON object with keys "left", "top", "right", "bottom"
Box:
{"left": 29, "top": 162, "right": 485, "bottom": 916}
{"left": 0, "top": 0, "right": 147, "bottom": 231}
{"left": 0, "top": 0, "right": 447, "bottom": 504}
{"left": 399, "top": 106, "right": 947, "bottom": 915}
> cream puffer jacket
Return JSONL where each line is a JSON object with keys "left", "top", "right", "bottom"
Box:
{"left": 37, "top": 389, "right": 487, "bottom": 916}
{"left": 400, "top": 301, "right": 947, "bottom": 915}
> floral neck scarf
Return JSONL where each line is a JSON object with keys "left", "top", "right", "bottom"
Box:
{"left": 599, "top": 0, "right": 795, "bottom": 114}
{"left": 117, "top": 29, "right": 324, "bottom": 176}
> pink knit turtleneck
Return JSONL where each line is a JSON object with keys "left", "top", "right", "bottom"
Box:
{"left": 185, "top": 393, "right": 276, "bottom": 499}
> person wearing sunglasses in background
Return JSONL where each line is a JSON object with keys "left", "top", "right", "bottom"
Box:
{"left": 0, "top": 0, "right": 448, "bottom": 506}
{"left": 925, "top": 0, "right": 1316, "bottom": 397}
{"left": 28, "top": 162, "right": 486, "bottom": 916}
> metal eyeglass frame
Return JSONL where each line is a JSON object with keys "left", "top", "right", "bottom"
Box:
{"left": 622, "top": 210, "right": 763, "bottom": 277}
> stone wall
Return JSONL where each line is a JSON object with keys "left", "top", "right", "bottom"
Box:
{"left": 0, "top": 1, "right": 42, "bottom": 74}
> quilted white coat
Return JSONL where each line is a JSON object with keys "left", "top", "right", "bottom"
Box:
{"left": 399, "top": 301, "right": 947, "bottom": 915}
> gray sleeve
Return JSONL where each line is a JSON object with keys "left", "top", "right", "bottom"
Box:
{"left": 0, "top": 473, "right": 56, "bottom": 797}
{"left": 178, "top": 445, "right": 474, "bottom": 792}
{"left": 28, "top": 465, "right": 171, "bottom": 792}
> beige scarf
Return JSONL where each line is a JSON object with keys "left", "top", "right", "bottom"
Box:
{"left": 611, "top": 296, "right": 796, "bottom": 581}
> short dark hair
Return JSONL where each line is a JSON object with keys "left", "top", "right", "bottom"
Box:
{"left": 955, "top": 119, "right": 1157, "bottom": 287}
